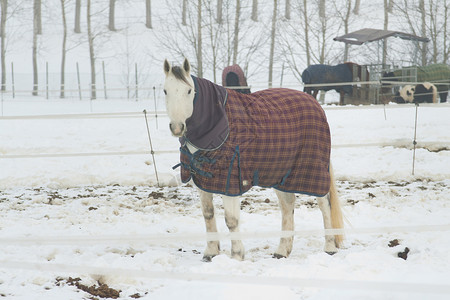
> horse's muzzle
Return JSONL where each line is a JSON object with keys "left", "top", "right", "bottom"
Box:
{"left": 170, "top": 122, "right": 185, "bottom": 137}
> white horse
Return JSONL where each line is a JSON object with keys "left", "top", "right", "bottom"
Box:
{"left": 164, "top": 58, "right": 344, "bottom": 261}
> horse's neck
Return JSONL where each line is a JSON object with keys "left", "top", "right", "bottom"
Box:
{"left": 183, "top": 76, "right": 229, "bottom": 150}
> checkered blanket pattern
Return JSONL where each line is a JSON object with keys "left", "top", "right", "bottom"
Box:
{"left": 179, "top": 85, "right": 331, "bottom": 197}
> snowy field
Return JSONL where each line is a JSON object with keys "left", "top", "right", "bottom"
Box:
{"left": 1, "top": 98, "right": 450, "bottom": 299}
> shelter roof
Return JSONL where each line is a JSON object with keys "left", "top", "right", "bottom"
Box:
{"left": 333, "top": 28, "right": 429, "bottom": 45}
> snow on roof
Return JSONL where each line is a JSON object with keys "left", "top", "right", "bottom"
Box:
{"left": 333, "top": 28, "right": 430, "bottom": 45}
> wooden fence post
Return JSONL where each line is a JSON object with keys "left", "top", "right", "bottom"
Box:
{"left": 76, "top": 62, "right": 82, "bottom": 100}
{"left": 46, "top": 62, "right": 49, "bottom": 100}
{"left": 11, "top": 62, "right": 15, "bottom": 99}
{"left": 102, "top": 61, "right": 107, "bottom": 99}
{"left": 135, "top": 63, "right": 138, "bottom": 101}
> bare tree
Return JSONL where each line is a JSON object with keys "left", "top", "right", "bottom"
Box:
{"left": 353, "top": 0, "right": 360, "bottom": 14}
{"left": 1, "top": 0, "right": 7, "bottom": 91}
{"left": 382, "top": 0, "right": 389, "bottom": 67}
{"left": 419, "top": 0, "right": 427, "bottom": 65}
{"left": 268, "top": 0, "right": 277, "bottom": 88}
{"left": 60, "top": 0, "right": 67, "bottom": 98}
{"left": 217, "top": 0, "right": 223, "bottom": 24}
{"left": 197, "top": 0, "right": 202, "bottom": 77}
{"left": 232, "top": 0, "right": 240, "bottom": 64}
{"left": 34, "top": 0, "right": 41, "bottom": 34}
{"left": 279, "top": 0, "right": 344, "bottom": 83}
{"left": 251, "top": 0, "right": 257, "bottom": 21}
{"left": 145, "top": 0, "right": 152, "bottom": 29}
{"left": 182, "top": 0, "right": 187, "bottom": 25}
{"left": 74, "top": 0, "right": 81, "bottom": 33}
{"left": 334, "top": 0, "right": 353, "bottom": 61}
{"left": 202, "top": 1, "right": 225, "bottom": 82}
{"left": 285, "top": 0, "right": 290, "bottom": 19}
{"left": 444, "top": 0, "right": 449, "bottom": 63}
{"left": 87, "top": 0, "right": 96, "bottom": 99}
{"left": 155, "top": 0, "right": 266, "bottom": 83}
{"left": 303, "top": 0, "right": 311, "bottom": 66}
{"left": 388, "top": 0, "right": 394, "bottom": 13}
{"left": 109, "top": 0, "right": 116, "bottom": 31}
{"left": 32, "top": 0, "right": 41, "bottom": 96}
{"left": 319, "top": 0, "right": 325, "bottom": 18}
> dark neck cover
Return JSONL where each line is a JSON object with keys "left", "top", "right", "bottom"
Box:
{"left": 180, "top": 76, "right": 229, "bottom": 151}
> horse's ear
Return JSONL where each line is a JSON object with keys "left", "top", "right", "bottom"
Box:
{"left": 183, "top": 58, "right": 190, "bottom": 74}
{"left": 164, "top": 59, "right": 171, "bottom": 76}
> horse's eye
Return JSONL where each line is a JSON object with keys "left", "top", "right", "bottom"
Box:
{"left": 188, "top": 89, "right": 192, "bottom": 95}
{"left": 164, "top": 89, "right": 167, "bottom": 95}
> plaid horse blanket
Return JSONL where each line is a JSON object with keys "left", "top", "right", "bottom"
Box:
{"left": 176, "top": 76, "right": 331, "bottom": 197}
{"left": 393, "top": 64, "right": 450, "bottom": 93}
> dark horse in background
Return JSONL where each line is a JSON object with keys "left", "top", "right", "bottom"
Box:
{"left": 382, "top": 63, "right": 450, "bottom": 103}
{"left": 302, "top": 62, "right": 369, "bottom": 105}
{"left": 222, "top": 64, "right": 251, "bottom": 94}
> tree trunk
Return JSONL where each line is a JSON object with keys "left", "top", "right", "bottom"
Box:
{"left": 232, "top": 0, "right": 240, "bottom": 64}
{"left": 419, "top": 0, "right": 427, "bottom": 65}
{"left": 87, "top": 0, "right": 96, "bottom": 99}
{"left": 251, "top": 0, "right": 258, "bottom": 21}
{"left": 443, "top": 0, "right": 449, "bottom": 63}
{"left": 343, "top": 0, "right": 352, "bottom": 61}
{"left": 197, "top": 0, "right": 202, "bottom": 77}
{"left": 182, "top": 0, "right": 187, "bottom": 26}
{"left": 60, "top": 0, "right": 67, "bottom": 98}
{"left": 74, "top": 0, "right": 81, "bottom": 33}
{"left": 285, "top": 0, "right": 290, "bottom": 19}
{"left": 217, "top": 0, "right": 223, "bottom": 23}
{"left": 388, "top": 0, "right": 394, "bottom": 13}
{"left": 268, "top": 0, "right": 277, "bottom": 88}
{"left": 319, "top": 0, "right": 325, "bottom": 19}
{"left": 1, "top": 0, "right": 7, "bottom": 91}
{"left": 109, "top": 0, "right": 116, "bottom": 31}
{"left": 353, "top": 0, "right": 360, "bottom": 14}
{"left": 145, "top": 0, "right": 152, "bottom": 29}
{"left": 382, "top": 0, "right": 389, "bottom": 67}
{"left": 303, "top": 0, "right": 310, "bottom": 66}
{"left": 34, "top": 0, "right": 41, "bottom": 34}
{"left": 32, "top": 0, "right": 39, "bottom": 96}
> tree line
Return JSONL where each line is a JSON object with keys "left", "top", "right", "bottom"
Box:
{"left": 0, "top": 0, "right": 449, "bottom": 98}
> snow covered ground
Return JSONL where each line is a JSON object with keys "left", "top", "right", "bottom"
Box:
{"left": 0, "top": 98, "right": 450, "bottom": 299}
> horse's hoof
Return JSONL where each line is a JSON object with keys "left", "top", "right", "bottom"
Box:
{"left": 231, "top": 251, "right": 245, "bottom": 261}
{"left": 202, "top": 255, "right": 215, "bottom": 262}
{"left": 273, "top": 253, "right": 286, "bottom": 259}
{"left": 326, "top": 251, "right": 337, "bottom": 256}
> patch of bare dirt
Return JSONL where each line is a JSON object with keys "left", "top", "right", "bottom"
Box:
{"left": 56, "top": 277, "right": 121, "bottom": 299}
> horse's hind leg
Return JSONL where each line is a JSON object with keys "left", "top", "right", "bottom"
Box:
{"left": 317, "top": 194, "right": 338, "bottom": 254}
{"left": 274, "top": 190, "right": 295, "bottom": 259}
{"left": 223, "top": 196, "right": 245, "bottom": 260}
{"left": 199, "top": 190, "right": 220, "bottom": 261}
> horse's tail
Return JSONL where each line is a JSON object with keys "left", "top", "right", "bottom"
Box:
{"left": 431, "top": 83, "right": 438, "bottom": 103}
{"left": 329, "top": 163, "right": 344, "bottom": 247}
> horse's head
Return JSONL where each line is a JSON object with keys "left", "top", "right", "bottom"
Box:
{"left": 381, "top": 72, "right": 396, "bottom": 81}
{"left": 399, "top": 85, "right": 415, "bottom": 103}
{"left": 163, "top": 58, "right": 195, "bottom": 137}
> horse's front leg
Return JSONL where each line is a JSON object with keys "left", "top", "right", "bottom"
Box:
{"left": 274, "top": 190, "right": 295, "bottom": 258}
{"left": 223, "top": 196, "right": 245, "bottom": 260}
{"left": 199, "top": 189, "right": 220, "bottom": 261}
